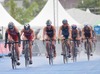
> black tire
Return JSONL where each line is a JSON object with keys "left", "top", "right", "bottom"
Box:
{"left": 49, "top": 55, "right": 53, "bottom": 65}
{"left": 62, "top": 42, "right": 69, "bottom": 64}
{"left": 72, "top": 47, "right": 75, "bottom": 62}
{"left": 63, "top": 43, "right": 66, "bottom": 64}
{"left": 72, "top": 44, "right": 77, "bottom": 62}
{"left": 86, "top": 42, "right": 90, "bottom": 61}
{"left": 25, "top": 58, "right": 29, "bottom": 67}
{"left": 63, "top": 55, "right": 66, "bottom": 64}
{"left": 48, "top": 43, "right": 54, "bottom": 65}
{"left": 63, "top": 55, "right": 68, "bottom": 64}
{"left": 87, "top": 47, "right": 90, "bottom": 61}
{"left": 12, "top": 58, "right": 16, "bottom": 69}
{"left": 11, "top": 46, "right": 16, "bottom": 69}
{"left": 74, "top": 47, "right": 77, "bottom": 62}
{"left": 24, "top": 44, "right": 29, "bottom": 67}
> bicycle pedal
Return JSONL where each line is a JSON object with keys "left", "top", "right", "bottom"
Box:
{"left": 29, "top": 60, "right": 33, "bottom": 64}
{"left": 61, "top": 54, "right": 63, "bottom": 55}
{"left": 17, "top": 62, "right": 20, "bottom": 66}
{"left": 90, "top": 54, "right": 93, "bottom": 56}
{"left": 61, "top": 52, "right": 64, "bottom": 55}
{"left": 67, "top": 54, "right": 71, "bottom": 58}
{"left": 8, "top": 53, "right": 12, "bottom": 57}
{"left": 46, "top": 56, "right": 49, "bottom": 58}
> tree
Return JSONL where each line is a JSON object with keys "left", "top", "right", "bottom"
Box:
{"left": 4, "top": 0, "right": 47, "bottom": 24}
{"left": 5, "top": 0, "right": 17, "bottom": 18}
{"left": 78, "top": 0, "right": 100, "bottom": 8}
{"left": 77, "top": 0, "right": 100, "bottom": 14}
{"left": 23, "top": 0, "right": 30, "bottom": 9}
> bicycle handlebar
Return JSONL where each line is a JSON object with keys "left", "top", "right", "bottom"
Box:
{"left": 71, "top": 40, "right": 79, "bottom": 41}
{"left": 5, "top": 41, "right": 19, "bottom": 48}
{"left": 5, "top": 41, "right": 19, "bottom": 44}
{"left": 21, "top": 40, "right": 34, "bottom": 45}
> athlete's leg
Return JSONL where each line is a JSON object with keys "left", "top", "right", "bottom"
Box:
{"left": 52, "top": 40, "right": 56, "bottom": 57}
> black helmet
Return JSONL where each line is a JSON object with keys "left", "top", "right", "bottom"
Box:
{"left": 8, "top": 22, "right": 14, "bottom": 30}
{"left": 24, "top": 24, "right": 30, "bottom": 30}
{"left": 46, "top": 20, "right": 52, "bottom": 26}
{"left": 72, "top": 24, "right": 77, "bottom": 29}
{"left": 62, "top": 19, "right": 68, "bottom": 24}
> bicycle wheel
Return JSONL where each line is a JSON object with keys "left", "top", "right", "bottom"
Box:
{"left": 24, "top": 44, "right": 29, "bottom": 67}
{"left": 72, "top": 42, "right": 77, "bottom": 62}
{"left": 86, "top": 42, "right": 90, "bottom": 61}
{"left": 48, "top": 43, "right": 54, "bottom": 65}
{"left": 11, "top": 46, "right": 16, "bottom": 69}
{"left": 63, "top": 43, "right": 69, "bottom": 64}
{"left": 63, "top": 54, "right": 68, "bottom": 64}
{"left": 49, "top": 54, "right": 53, "bottom": 65}
{"left": 74, "top": 47, "right": 77, "bottom": 62}
{"left": 66, "top": 44, "right": 70, "bottom": 63}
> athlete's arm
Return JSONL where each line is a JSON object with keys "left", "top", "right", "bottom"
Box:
{"left": 5, "top": 29, "right": 8, "bottom": 43}
{"left": 20, "top": 29, "right": 24, "bottom": 36}
{"left": 58, "top": 26, "right": 62, "bottom": 39}
{"left": 77, "top": 29, "right": 80, "bottom": 38}
{"left": 43, "top": 27, "right": 46, "bottom": 40}
{"left": 90, "top": 29, "right": 93, "bottom": 38}
{"left": 82, "top": 28, "right": 84, "bottom": 39}
{"left": 30, "top": 28, "right": 35, "bottom": 40}
{"left": 68, "top": 26, "right": 71, "bottom": 39}
{"left": 15, "top": 26, "right": 21, "bottom": 43}
{"left": 52, "top": 26, "right": 56, "bottom": 40}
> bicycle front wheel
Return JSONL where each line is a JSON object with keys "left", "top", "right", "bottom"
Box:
{"left": 11, "top": 47, "right": 16, "bottom": 69}
{"left": 49, "top": 55, "right": 53, "bottom": 65}
{"left": 24, "top": 44, "right": 29, "bottom": 67}
{"left": 86, "top": 43, "right": 90, "bottom": 61}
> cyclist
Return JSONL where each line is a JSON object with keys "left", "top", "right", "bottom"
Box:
{"left": 82, "top": 24, "right": 93, "bottom": 55}
{"left": 78, "top": 28, "right": 82, "bottom": 39}
{"left": 70, "top": 24, "right": 80, "bottom": 54}
{"left": 21, "top": 24, "right": 35, "bottom": 64}
{"left": 5, "top": 22, "right": 21, "bottom": 65}
{"left": 43, "top": 20, "right": 56, "bottom": 58}
{"left": 90, "top": 26, "right": 97, "bottom": 50}
{"left": 78, "top": 28, "right": 82, "bottom": 46}
{"left": 58, "top": 19, "right": 71, "bottom": 57}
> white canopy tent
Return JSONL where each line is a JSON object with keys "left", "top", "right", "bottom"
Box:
{"left": 30, "top": 0, "right": 81, "bottom": 40}
{"left": 0, "top": 3, "right": 22, "bottom": 27}
{"left": 67, "top": 8, "right": 100, "bottom": 27}
{"left": 0, "top": 3, "right": 22, "bottom": 39}
{"left": 86, "top": 8, "right": 91, "bottom": 13}
{"left": 29, "top": 0, "right": 80, "bottom": 28}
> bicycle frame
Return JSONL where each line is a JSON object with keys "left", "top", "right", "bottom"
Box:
{"left": 62, "top": 39, "right": 70, "bottom": 64}
{"left": 71, "top": 39, "right": 78, "bottom": 62}
{"left": 22, "top": 40, "right": 30, "bottom": 67}
{"left": 46, "top": 39, "right": 54, "bottom": 65}
{"left": 85, "top": 37, "right": 91, "bottom": 61}
{"left": 6, "top": 41, "right": 19, "bottom": 69}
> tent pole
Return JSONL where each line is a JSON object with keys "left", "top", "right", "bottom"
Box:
{"left": 2, "top": 26, "right": 3, "bottom": 40}
{"left": 53, "top": 0, "right": 55, "bottom": 27}
{"left": 56, "top": 0, "right": 58, "bottom": 35}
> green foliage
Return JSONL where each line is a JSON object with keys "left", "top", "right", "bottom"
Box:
{"left": 78, "top": 0, "right": 100, "bottom": 14}
{"left": 23, "top": 0, "right": 30, "bottom": 9}
{"left": 5, "top": 0, "right": 17, "bottom": 18}
{"left": 4, "top": 0, "right": 47, "bottom": 25}
{"left": 78, "top": 0, "right": 100, "bottom": 8}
